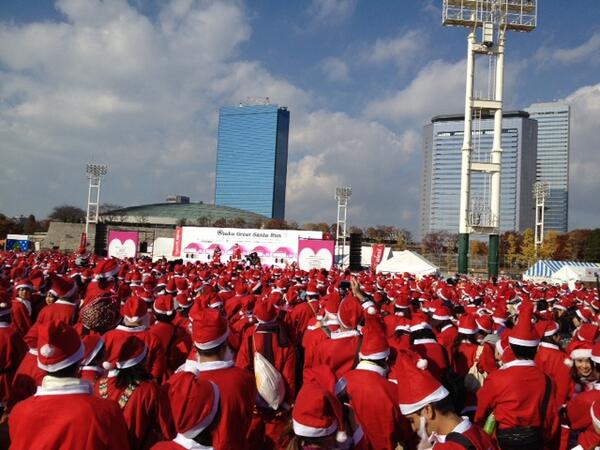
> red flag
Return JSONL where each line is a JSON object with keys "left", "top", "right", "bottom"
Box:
{"left": 371, "top": 244, "right": 385, "bottom": 271}
{"left": 172, "top": 226, "right": 183, "bottom": 257}
{"left": 78, "top": 233, "right": 87, "bottom": 254}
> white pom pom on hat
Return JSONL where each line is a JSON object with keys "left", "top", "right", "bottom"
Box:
{"left": 102, "top": 361, "right": 115, "bottom": 371}
{"left": 417, "top": 358, "right": 428, "bottom": 370}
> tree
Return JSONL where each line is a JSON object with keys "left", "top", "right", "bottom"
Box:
{"left": 23, "top": 215, "right": 37, "bottom": 235}
{"left": 518, "top": 228, "right": 537, "bottom": 266}
{"left": 470, "top": 240, "right": 488, "bottom": 256}
{"left": 229, "top": 218, "right": 247, "bottom": 229}
{"left": 213, "top": 218, "right": 227, "bottom": 227}
{"left": 421, "top": 231, "right": 451, "bottom": 255}
{"left": 48, "top": 205, "right": 86, "bottom": 223}
{"left": 504, "top": 232, "right": 520, "bottom": 268}
{"left": 584, "top": 229, "right": 600, "bottom": 262}
{"left": 539, "top": 230, "right": 559, "bottom": 259}
{"left": 567, "top": 229, "right": 591, "bottom": 260}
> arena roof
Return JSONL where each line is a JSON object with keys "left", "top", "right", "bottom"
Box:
{"left": 101, "top": 202, "right": 268, "bottom": 226}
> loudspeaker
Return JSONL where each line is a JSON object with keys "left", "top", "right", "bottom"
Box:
{"left": 139, "top": 242, "right": 148, "bottom": 253}
{"left": 349, "top": 233, "right": 362, "bottom": 272}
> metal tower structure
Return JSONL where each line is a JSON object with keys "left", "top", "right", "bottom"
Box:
{"left": 335, "top": 186, "right": 352, "bottom": 268}
{"left": 533, "top": 181, "right": 550, "bottom": 251}
{"left": 442, "top": 0, "right": 537, "bottom": 277}
{"left": 85, "top": 163, "right": 108, "bottom": 236}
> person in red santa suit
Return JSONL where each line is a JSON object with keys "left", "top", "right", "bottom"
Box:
{"left": 572, "top": 401, "right": 600, "bottom": 450}
{"left": 397, "top": 351, "right": 498, "bottom": 450}
{"left": 152, "top": 372, "right": 220, "bottom": 450}
{"left": 431, "top": 305, "right": 458, "bottom": 357}
{"left": 36, "top": 274, "right": 79, "bottom": 325}
{"left": 302, "top": 293, "right": 340, "bottom": 370}
{"left": 174, "top": 307, "right": 255, "bottom": 450}
{"left": 83, "top": 259, "right": 120, "bottom": 304}
{"left": 104, "top": 295, "right": 165, "bottom": 380}
{"left": 341, "top": 315, "right": 416, "bottom": 450}
{"left": 11, "top": 278, "right": 34, "bottom": 337}
{"left": 0, "top": 296, "right": 27, "bottom": 415}
{"left": 78, "top": 334, "right": 105, "bottom": 384}
{"left": 409, "top": 313, "right": 449, "bottom": 381}
{"left": 9, "top": 320, "right": 130, "bottom": 450}
{"left": 96, "top": 334, "right": 160, "bottom": 450}
{"left": 287, "top": 281, "right": 322, "bottom": 343}
{"left": 312, "top": 294, "right": 364, "bottom": 379}
{"left": 475, "top": 301, "right": 559, "bottom": 449}
{"left": 8, "top": 324, "right": 45, "bottom": 409}
{"left": 236, "top": 297, "right": 296, "bottom": 450}
{"left": 149, "top": 295, "right": 191, "bottom": 379}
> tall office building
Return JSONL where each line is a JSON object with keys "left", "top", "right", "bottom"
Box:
{"left": 420, "top": 111, "right": 538, "bottom": 238}
{"left": 526, "top": 102, "right": 570, "bottom": 232}
{"left": 215, "top": 104, "right": 290, "bottom": 220}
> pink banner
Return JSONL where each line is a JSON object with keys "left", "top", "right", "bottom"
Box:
{"left": 298, "top": 239, "right": 335, "bottom": 271}
{"left": 108, "top": 231, "right": 139, "bottom": 259}
{"left": 173, "top": 226, "right": 183, "bottom": 257}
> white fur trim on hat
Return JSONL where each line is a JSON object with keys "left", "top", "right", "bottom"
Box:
{"left": 181, "top": 381, "right": 221, "bottom": 439}
{"left": 116, "top": 345, "right": 148, "bottom": 370}
{"left": 194, "top": 329, "right": 229, "bottom": 351}
{"left": 508, "top": 336, "right": 539, "bottom": 347}
{"left": 293, "top": 418, "right": 337, "bottom": 438}
{"left": 81, "top": 339, "right": 105, "bottom": 366}
{"left": 432, "top": 313, "right": 451, "bottom": 321}
{"left": 410, "top": 323, "right": 432, "bottom": 332}
{"left": 37, "top": 343, "right": 85, "bottom": 372}
{"left": 571, "top": 349, "right": 593, "bottom": 360}
{"left": 458, "top": 327, "right": 478, "bottom": 335}
{"left": 399, "top": 384, "right": 449, "bottom": 415}
{"left": 153, "top": 306, "right": 174, "bottom": 316}
{"left": 359, "top": 348, "right": 390, "bottom": 361}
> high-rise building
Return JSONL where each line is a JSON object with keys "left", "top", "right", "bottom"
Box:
{"left": 214, "top": 104, "right": 290, "bottom": 220}
{"left": 526, "top": 102, "right": 570, "bottom": 232}
{"left": 420, "top": 111, "right": 538, "bottom": 238}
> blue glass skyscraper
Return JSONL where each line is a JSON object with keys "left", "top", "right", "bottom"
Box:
{"left": 214, "top": 104, "right": 290, "bottom": 220}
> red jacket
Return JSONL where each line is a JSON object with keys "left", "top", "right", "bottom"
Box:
{"left": 301, "top": 320, "right": 330, "bottom": 370}
{"left": 411, "top": 338, "right": 449, "bottom": 380}
{"left": 9, "top": 350, "right": 45, "bottom": 408}
{"left": 0, "top": 323, "right": 27, "bottom": 407}
{"left": 36, "top": 300, "right": 78, "bottom": 325}
{"left": 11, "top": 299, "right": 33, "bottom": 337}
{"left": 475, "top": 360, "right": 559, "bottom": 444}
{"left": 437, "top": 324, "right": 458, "bottom": 357}
{"left": 451, "top": 342, "right": 497, "bottom": 377}
{"left": 534, "top": 342, "right": 572, "bottom": 406}
{"left": 95, "top": 376, "right": 159, "bottom": 450}
{"left": 149, "top": 321, "right": 191, "bottom": 377}
{"left": 433, "top": 419, "right": 499, "bottom": 450}
{"left": 10, "top": 379, "right": 130, "bottom": 450}
{"left": 565, "top": 383, "right": 600, "bottom": 431}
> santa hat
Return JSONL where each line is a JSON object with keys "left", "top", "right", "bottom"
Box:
{"left": 306, "top": 282, "right": 319, "bottom": 296}
{"left": 359, "top": 316, "right": 390, "bottom": 361}
{"left": 81, "top": 334, "right": 105, "bottom": 366}
{"left": 102, "top": 335, "right": 147, "bottom": 372}
{"left": 37, "top": 321, "right": 85, "bottom": 372}
{"left": 535, "top": 320, "right": 559, "bottom": 338}
{"left": 49, "top": 274, "right": 78, "bottom": 299}
{"left": 337, "top": 295, "right": 363, "bottom": 330}
{"left": 397, "top": 352, "right": 449, "bottom": 415}
{"left": 431, "top": 306, "right": 452, "bottom": 321}
{"left": 192, "top": 308, "right": 229, "bottom": 350}
{"left": 576, "top": 308, "right": 594, "bottom": 324}
{"left": 458, "top": 314, "right": 479, "bottom": 335}
{"left": 14, "top": 278, "right": 33, "bottom": 291}
{"left": 292, "top": 370, "right": 347, "bottom": 443}
{"left": 566, "top": 340, "right": 592, "bottom": 366}
{"left": 410, "top": 312, "right": 432, "bottom": 332}
{"left": 493, "top": 303, "right": 508, "bottom": 325}
{"left": 475, "top": 315, "right": 493, "bottom": 334}
{"left": 154, "top": 294, "right": 175, "bottom": 316}
{"left": 574, "top": 323, "right": 599, "bottom": 343}
{"left": 254, "top": 298, "right": 277, "bottom": 324}
{"left": 122, "top": 296, "right": 148, "bottom": 324}
{"left": 165, "top": 372, "right": 220, "bottom": 439}
{"left": 508, "top": 301, "right": 539, "bottom": 347}
{"left": 94, "top": 259, "right": 120, "bottom": 280}
{"left": 175, "top": 292, "right": 193, "bottom": 309}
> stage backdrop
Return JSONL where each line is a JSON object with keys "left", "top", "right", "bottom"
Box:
{"left": 176, "top": 227, "right": 322, "bottom": 266}
{"left": 108, "top": 231, "right": 139, "bottom": 259}
{"left": 298, "top": 239, "right": 335, "bottom": 271}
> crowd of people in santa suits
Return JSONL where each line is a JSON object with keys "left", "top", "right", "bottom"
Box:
{"left": 0, "top": 250, "right": 600, "bottom": 450}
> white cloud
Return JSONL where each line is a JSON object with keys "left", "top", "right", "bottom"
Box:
{"left": 305, "top": 0, "right": 357, "bottom": 26}
{"left": 536, "top": 31, "right": 600, "bottom": 66}
{"left": 365, "top": 29, "right": 425, "bottom": 66}
{"left": 321, "top": 57, "right": 350, "bottom": 82}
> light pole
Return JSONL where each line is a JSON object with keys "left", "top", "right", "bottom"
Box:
{"left": 85, "top": 163, "right": 108, "bottom": 237}
{"left": 335, "top": 187, "right": 352, "bottom": 268}
{"left": 533, "top": 181, "right": 549, "bottom": 254}
{"left": 442, "top": 0, "right": 537, "bottom": 278}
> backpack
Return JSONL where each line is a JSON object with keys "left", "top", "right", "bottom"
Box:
{"left": 250, "top": 334, "right": 285, "bottom": 410}
{"left": 446, "top": 432, "right": 476, "bottom": 450}
{"left": 464, "top": 345, "right": 487, "bottom": 392}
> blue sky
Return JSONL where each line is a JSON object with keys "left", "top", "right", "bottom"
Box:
{"left": 0, "top": 0, "right": 599, "bottom": 235}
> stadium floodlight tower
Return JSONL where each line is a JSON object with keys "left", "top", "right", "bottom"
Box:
{"left": 442, "top": 0, "right": 537, "bottom": 277}
{"left": 85, "top": 163, "right": 108, "bottom": 237}
{"left": 335, "top": 186, "right": 352, "bottom": 268}
{"left": 533, "top": 181, "right": 550, "bottom": 252}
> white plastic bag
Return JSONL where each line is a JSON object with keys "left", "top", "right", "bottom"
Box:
{"left": 254, "top": 351, "right": 285, "bottom": 410}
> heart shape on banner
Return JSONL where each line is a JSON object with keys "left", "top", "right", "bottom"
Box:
{"left": 298, "top": 247, "right": 333, "bottom": 271}
{"left": 108, "top": 239, "right": 137, "bottom": 258}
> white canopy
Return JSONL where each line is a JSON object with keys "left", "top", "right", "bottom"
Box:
{"left": 376, "top": 250, "right": 439, "bottom": 276}
{"left": 551, "top": 265, "right": 600, "bottom": 290}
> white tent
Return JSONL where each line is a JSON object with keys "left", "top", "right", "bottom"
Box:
{"left": 551, "top": 265, "right": 600, "bottom": 290}
{"left": 376, "top": 250, "right": 439, "bottom": 276}
{"left": 335, "top": 245, "right": 392, "bottom": 267}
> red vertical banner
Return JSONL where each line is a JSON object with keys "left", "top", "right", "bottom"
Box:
{"left": 78, "top": 232, "right": 87, "bottom": 254}
{"left": 173, "top": 226, "right": 183, "bottom": 257}
{"left": 371, "top": 244, "right": 385, "bottom": 271}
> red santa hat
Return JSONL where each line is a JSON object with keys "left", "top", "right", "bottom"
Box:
{"left": 153, "top": 294, "right": 175, "bottom": 316}
{"left": 576, "top": 308, "right": 594, "bottom": 324}
{"left": 94, "top": 259, "right": 120, "bottom": 280}
{"left": 165, "top": 372, "right": 220, "bottom": 438}
{"left": 508, "top": 301, "right": 539, "bottom": 347}
{"left": 565, "top": 340, "right": 592, "bottom": 367}
{"left": 431, "top": 306, "right": 452, "bottom": 321}
{"left": 175, "top": 292, "right": 193, "bottom": 309}
{"left": 254, "top": 298, "right": 277, "bottom": 323}
{"left": 37, "top": 321, "right": 85, "bottom": 372}
{"left": 192, "top": 308, "right": 229, "bottom": 350}
{"left": 359, "top": 316, "right": 390, "bottom": 360}
{"left": 48, "top": 274, "right": 78, "bottom": 299}
{"left": 81, "top": 334, "right": 105, "bottom": 366}
{"left": 337, "top": 295, "right": 363, "bottom": 330}
{"left": 306, "top": 281, "right": 319, "bottom": 296}
{"left": 535, "top": 320, "right": 560, "bottom": 338}
{"left": 14, "top": 278, "right": 33, "bottom": 291}
{"left": 458, "top": 314, "right": 479, "bottom": 335}
{"left": 122, "top": 296, "right": 148, "bottom": 323}
{"left": 410, "top": 312, "right": 432, "bottom": 332}
{"left": 475, "top": 314, "right": 493, "bottom": 334}
{"left": 396, "top": 352, "right": 449, "bottom": 415}
{"left": 574, "top": 323, "right": 599, "bottom": 343}
{"left": 292, "top": 370, "right": 347, "bottom": 443}
{"left": 102, "top": 335, "right": 147, "bottom": 372}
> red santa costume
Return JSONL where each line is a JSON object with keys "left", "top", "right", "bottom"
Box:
{"left": 432, "top": 306, "right": 458, "bottom": 357}
{"left": 342, "top": 316, "right": 414, "bottom": 450}
{"left": 573, "top": 401, "right": 600, "bottom": 450}
{"left": 36, "top": 275, "right": 79, "bottom": 325}
{"left": 11, "top": 278, "right": 34, "bottom": 337}
{"left": 0, "top": 299, "right": 27, "bottom": 411}
{"left": 152, "top": 372, "right": 220, "bottom": 450}
{"left": 565, "top": 342, "right": 600, "bottom": 434}
{"left": 9, "top": 320, "right": 130, "bottom": 450}
{"left": 474, "top": 302, "right": 559, "bottom": 447}
{"left": 8, "top": 324, "right": 45, "bottom": 408}
{"left": 409, "top": 315, "right": 449, "bottom": 380}
{"left": 95, "top": 334, "right": 160, "bottom": 450}
{"left": 176, "top": 308, "right": 256, "bottom": 450}
{"left": 312, "top": 295, "right": 364, "bottom": 378}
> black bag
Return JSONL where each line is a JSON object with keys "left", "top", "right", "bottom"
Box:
{"left": 446, "top": 432, "right": 476, "bottom": 450}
